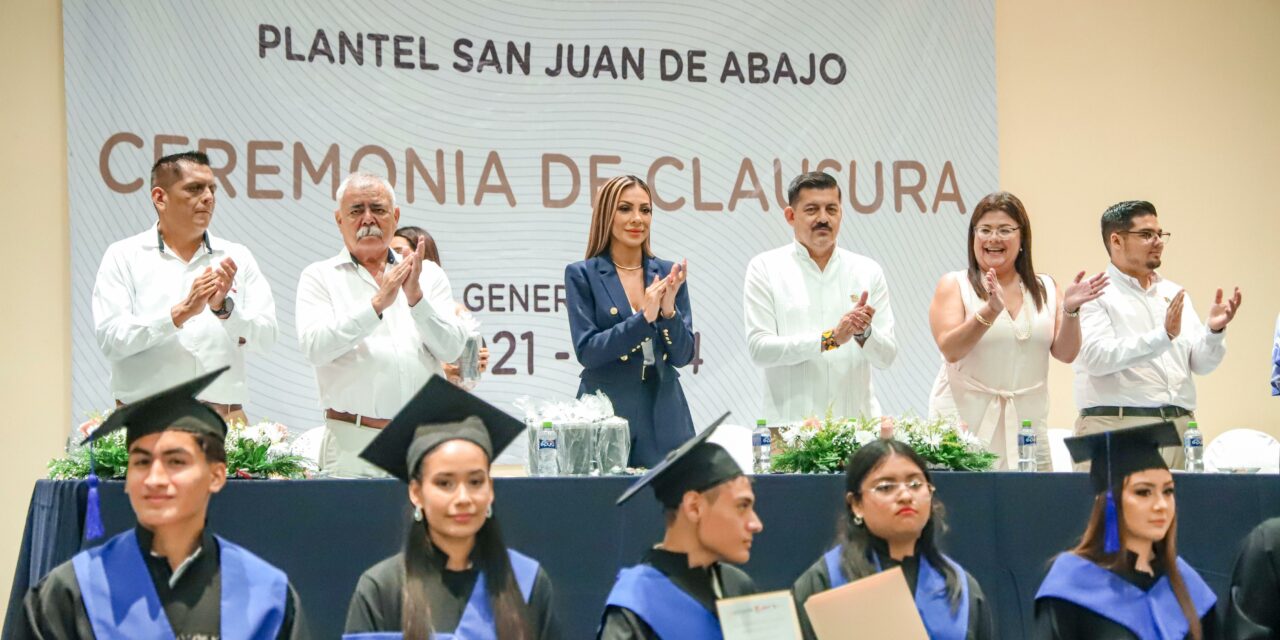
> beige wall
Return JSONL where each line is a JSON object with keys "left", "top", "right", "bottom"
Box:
{"left": 1, "top": 0, "right": 1277, "bottom": 625}
{"left": 1, "top": 0, "right": 71, "bottom": 627}
{"left": 997, "top": 0, "right": 1280, "bottom": 433}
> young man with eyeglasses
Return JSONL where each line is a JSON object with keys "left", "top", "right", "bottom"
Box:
{"left": 295, "top": 172, "right": 468, "bottom": 477}
{"left": 1072, "top": 200, "right": 1243, "bottom": 469}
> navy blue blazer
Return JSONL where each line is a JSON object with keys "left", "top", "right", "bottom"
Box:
{"left": 564, "top": 254, "right": 696, "bottom": 466}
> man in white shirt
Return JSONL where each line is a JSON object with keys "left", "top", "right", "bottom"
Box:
{"left": 1074, "top": 200, "right": 1242, "bottom": 467}
{"left": 743, "top": 171, "right": 897, "bottom": 425}
{"left": 296, "top": 172, "right": 467, "bottom": 477}
{"left": 92, "top": 151, "right": 277, "bottom": 424}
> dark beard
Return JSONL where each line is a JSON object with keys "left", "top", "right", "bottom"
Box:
{"left": 1146, "top": 256, "right": 1162, "bottom": 270}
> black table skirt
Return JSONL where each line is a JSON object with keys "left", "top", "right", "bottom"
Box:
{"left": 7, "top": 473, "right": 1280, "bottom": 638}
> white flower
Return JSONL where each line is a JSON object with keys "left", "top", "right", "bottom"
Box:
{"left": 854, "top": 430, "right": 877, "bottom": 446}
{"left": 921, "top": 432, "right": 943, "bottom": 449}
{"left": 959, "top": 429, "right": 984, "bottom": 449}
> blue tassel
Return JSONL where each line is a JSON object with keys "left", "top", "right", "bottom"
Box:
{"left": 1103, "top": 489, "right": 1120, "bottom": 554}
{"left": 83, "top": 445, "right": 104, "bottom": 542}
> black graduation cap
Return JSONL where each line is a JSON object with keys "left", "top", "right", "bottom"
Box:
{"left": 1063, "top": 421, "right": 1180, "bottom": 553}
{"left": 616, "top": 412, "right": 743, "bottom": 508}
{"left": 1064, "top": 421, "right": 1181, "bottom": 493}
{"left": 88, "top": 367, "right": 229, "bottom": 445}
{"left": 359, "top": 375, "right": 524, "bottom": 483}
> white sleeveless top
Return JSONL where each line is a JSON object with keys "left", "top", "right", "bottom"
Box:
{"left": 928, "top": 271, "right": 1056, "bottom": 469}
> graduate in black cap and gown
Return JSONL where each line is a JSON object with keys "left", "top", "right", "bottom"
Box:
{"left": 598, "top": 414, "right": 763, "bottom": 640}
{"left": 19, "top": 368, "right": 307, "bottom": 640}
{"left": 791, "top": 438, "right": 995, "bottom": 640}
{"left": 1035, "top": 422, "right": 1217, "bottom": 640}
{"left": 343, "top": 376, "right": 561, "bottom": 640}
{"left": 1223, "top": 516, "right": 1280, "bottom": 639}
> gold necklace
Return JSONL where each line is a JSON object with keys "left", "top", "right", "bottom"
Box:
{"left": 613, "top": 262, "right": 643, "bottom": 271}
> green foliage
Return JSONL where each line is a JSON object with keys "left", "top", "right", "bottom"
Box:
{"left": 48, "top": 417, "right": 311, "bottom": 480}
{"left": 771, "top": 415, "right": 998, "bottom": 474}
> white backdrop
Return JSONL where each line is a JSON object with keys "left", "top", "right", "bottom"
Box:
{"left": 66, "top": 0, "right": 997, "bottom": 463}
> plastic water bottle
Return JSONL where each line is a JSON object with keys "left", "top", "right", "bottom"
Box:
{"left": 1017, "top": 420, "right": 1037, "bottom": 472}
{"left": 1183, "top": 421, "right": 1204, "bottom": 473}
{"left": 752, "top": 419, "right": 771, "bottom": 474}
{"left": 536, "top": 421, "right": 559, "bottom": 476}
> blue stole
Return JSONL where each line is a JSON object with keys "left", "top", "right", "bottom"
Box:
{"left": 343, "top": 549, "right": 540, "bottom": 640}
{"left": 70, "top": 528, "right": 288, "bottom": 640}
{"left": 824, "top": 545, "right": 970, "bottom": 640}
{"left": 1035, "top": 552, "right": 1216, "bottom": 640}
{"left": 604, "top": 563, "right": 723, "bottom": 640}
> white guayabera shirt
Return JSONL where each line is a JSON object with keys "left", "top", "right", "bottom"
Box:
{"left": 295, "top": 248, "right": 467, "bottom": 419}
{"left": 92, "top": 224, "right": 278, "bottom": 404}
{"left": 743, "top": 242, "right": 897, "bottom": 425}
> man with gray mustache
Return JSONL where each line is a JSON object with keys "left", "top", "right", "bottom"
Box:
{"left": 743, "top": 171, "right": 898, "bottom": 428}
{"left": 295, "top": 172, "right": 468, "bottom": 477}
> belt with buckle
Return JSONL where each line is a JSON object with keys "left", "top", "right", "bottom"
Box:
{"left": 325, "top": 409, "right": 391, "bottom": 430}
{"left": 116, "top": 399, "right": 243, "bottom": 418}
{"left": 1079, "top": 406, "right": 1192, "bottom": 419}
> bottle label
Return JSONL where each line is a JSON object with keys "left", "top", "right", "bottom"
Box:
{"left": 1186, "top": 436, "right": 1202, "bottom": 447}
{"left": 753, "top": 433, "right": 771, "bottom": 447}
{"left": 538, "top": 437, "right": 557, "bottom": 450}
{"left": 1019, "top": 434, "right": 1036, "bottom": 446}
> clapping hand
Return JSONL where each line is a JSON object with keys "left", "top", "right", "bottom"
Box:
{"left": 659, "top": 259, "right": 688, "bottom": 318}
{"left": 208, "top": 257, "right": 238, "bottom": 311}
{"left": 1061, "top": 270, "right": 1108, "bottom": 315}
{"left": 834, "top": 291, "right": 875, "bottom": 345}
{"left": 171, "top": 267, "right": 219, "bottom": 327}
{"left": 642, "top": 274, "right": 668, "bottom": 323}
{"left": 1164, "top": 290, "right": 1186, "bottom": 339}
{"left": 372, "top": 256, "right": 414, "bottom": 314}
{"left": 401, "top": 238, "right": 427, "bottom": 306}
{"left": 980, "top": 268, "right": 1005, "bottom": 319}
{"left": 1207, "top": 287, "right": 1243, "bottom": 332}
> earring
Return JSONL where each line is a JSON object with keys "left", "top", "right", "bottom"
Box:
{"left": 413, "top": 507, "right": 423, "bottom": 522}
{"left": 853, "top": 514, "right": 864, "bottom": 526}
{"left": 486, "top": 504, "right": 493, "bottom": 519}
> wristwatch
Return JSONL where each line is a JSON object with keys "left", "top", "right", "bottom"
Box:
{"left": 855, "top": 325, "right": 873, "bottom": 341}
{"left": 210, "top": 297, "right": 235, "bottom": 320}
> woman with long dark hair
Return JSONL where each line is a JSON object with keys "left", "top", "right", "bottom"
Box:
{"left": 344, "top": 377, "right": 561, "bottom": 639}
{"left": 1035, "top": 422, "right": 1217, "bottom": 639}
{"left": 928, "top": 191, "right": 1107, "bottom": 469}
{"left": 563, "top": 174, "right": 695, "bottom": 467}
{"left": 792, "top": 439, "right": 995, "bottom": 639}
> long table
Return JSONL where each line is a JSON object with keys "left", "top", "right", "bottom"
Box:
{"left": 7, "top": 474, "right": 1280, "bottom": 638}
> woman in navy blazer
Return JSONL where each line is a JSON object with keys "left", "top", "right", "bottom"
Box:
{"left": 564, "top": 175, "right": 696, "bottom": 467}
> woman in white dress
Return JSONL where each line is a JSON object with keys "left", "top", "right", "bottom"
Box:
{"left": 928, "top": 192, "right": 1108, "bottom": 469}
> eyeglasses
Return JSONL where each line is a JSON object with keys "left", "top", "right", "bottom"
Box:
{"left": 1118, "top": 230, "right": 1171, "bottom": 245}
{"left": 866, "top": 479, "right": 935, "bottom": 498}
{"left": 343, "top": 207, "right": 392, "bottom": 221}
{"left": 975, "top": 226, "right": 1020, "bottom": 239}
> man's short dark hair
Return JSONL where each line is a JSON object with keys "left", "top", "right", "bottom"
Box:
{"left": 1100, "top": 200, "right": 1158, "bottom": 253}
{"left": 151, "top": 151, "right": 210, "bottom": 191}
{"left": 786, "top": 171, "right": 842, "bottom": 207}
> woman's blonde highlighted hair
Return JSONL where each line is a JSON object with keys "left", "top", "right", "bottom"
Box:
{"left": 584, "top": 175, "right": 654, "bottom": 259}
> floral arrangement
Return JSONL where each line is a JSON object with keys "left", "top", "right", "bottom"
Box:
{"left": 771, "top": 414, "right": 998, "bottom": 474}
{"left": 48, "top": 413, "right": 312, "bottom": 480}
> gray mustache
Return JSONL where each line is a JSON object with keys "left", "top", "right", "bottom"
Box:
{"left": 356, "top": 225, "right": 384, "bottom": 239}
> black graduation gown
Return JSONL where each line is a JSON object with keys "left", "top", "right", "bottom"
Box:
{"left": 18, "top": 526, "right": 305, "bottom": 640}
{"left": 1034, "top": 552, "right": 1218, "bottom": 640}
{"left": 790, "top": 537, "right": 996, "bottom": 640}
{"left": 597, "top": 547, "right": 759, "bottom": 640}
{"left": 1225, "top": 517, "right": 1280, "bottom": 639}
{"left": 344, "top": 547, "right": 561, "bottom": 639}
